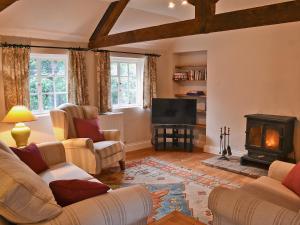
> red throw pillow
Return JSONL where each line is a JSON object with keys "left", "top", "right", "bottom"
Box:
{"left": 10, "top": 143, "right": 49, "bottom": 174}
{"left": 49, "top": 179, "right": 110, "bottom": 207}
{"left": 73, "top": 118, "right": 105, "bottom": 142}
{"left": 282, "top": 163, "right": 300, "bottom": 196}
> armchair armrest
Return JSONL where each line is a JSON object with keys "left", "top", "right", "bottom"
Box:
{"left": 102, "top": 129, "right": 121, "bottom": 141}
{"left": 37, "top": 142, "right": 66, "bottom": 167}
{"left": 62, "top": 138, "right": 94, "bottom": 151}
{"left": 35, "top": 185, "right": 152, "bottom": 225}
{"left": 268, "top": 160, "right": 295, "bottom": 182}
{"left": 208, "top": 186, "right": 299, "bottom": 225}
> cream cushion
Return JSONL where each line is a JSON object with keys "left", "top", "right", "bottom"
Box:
{"left": 40, "top": 162, "right": 94, "bottom": 184}
{"left": 241, "top": 176, "right": 300, "bottom": 212}
{"left": 0, "top": 151, "right": 62, "bottom": 224}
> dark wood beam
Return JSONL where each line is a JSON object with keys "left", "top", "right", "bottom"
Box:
{"left": 0, "top": 0, "right": 18, "bottom": 12}
{"left": 89, "top": 20, "right": 201, "bottom": 48}
{"left": 193, "top": 0, "right": 216, "bottom": 32}
{"left": 89, "top": 1, "right": 300, "bottom": 48}
{"left": 208, "top": 1, "right": 300, "bottom": 32}
{"left": 89, "top": 0, "right": 129, "bottom": 42}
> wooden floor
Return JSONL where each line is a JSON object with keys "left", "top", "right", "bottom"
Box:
{"left": 98, "top": 148, "right": 254, "bottom": 186}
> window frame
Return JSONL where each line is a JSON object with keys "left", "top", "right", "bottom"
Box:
{"left": 29, "top": 53, "right": 69, "bottom": 115}
{"left": 110, "top": 56, "right": 144, "bottom": 109}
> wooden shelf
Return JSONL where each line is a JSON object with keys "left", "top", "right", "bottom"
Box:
{"left": 175, "top": 94, "right": 206, "bottom": 98}
{"left": 196, "top": 123, "right": 206, "bottom": 129}
{"left": 173, "top": 79, "right": 207, "bottom": 82}
{"left": 197, "top": 110, "right": 206, "bottom": 114}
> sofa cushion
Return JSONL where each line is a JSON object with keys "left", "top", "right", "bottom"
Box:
{"left": 241, "top": 176, "right": 300, "bottom": 212}
{"left": 10, "top": 143, "right": 49, "bottom": 174}
{"left": 282, "top": 162, "right": 300, "bottom": 196}
{"left": 49, "top": 179, "right": 110, "bottom": 207}
{"left": 0, "top": 141, "right": 17, "bottom": 159}
{"left": 94, "top": 141, "right": 123, "bottom": 158}
{"left": 73, "top": 118, "right": 105, "bottom": 142}
{"left": 0, "top": 151, "right": 62, "bottom": 224}
{"left": 39, "top": 162, "right": 94, "bottom": 184}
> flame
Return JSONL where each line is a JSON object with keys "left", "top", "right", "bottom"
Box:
{"left": 265, "top": 129, "right": 279, "bottom": 149}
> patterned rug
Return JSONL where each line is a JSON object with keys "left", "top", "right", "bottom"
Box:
{"left": 201, "top": 156, "right": 268, "bottom": 178}
{"left": 112, "top": 157, "right": 240, "bottom": 224}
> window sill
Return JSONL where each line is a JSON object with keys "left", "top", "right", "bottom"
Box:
{"left": 33, "top": 113, "right": 50, "bottom": 118}
{"left": 112, "top": 105, "right": 143, "bottom": 110}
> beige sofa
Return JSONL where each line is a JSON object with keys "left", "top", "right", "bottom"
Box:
{"left": 0, "top": 141, "right": 152, "bottom": 225}
{"left": 208, "top": 161, "right": 300, "bottom": 225}
{"left": 50, "top": 103, "right": 125, "bottom": 175}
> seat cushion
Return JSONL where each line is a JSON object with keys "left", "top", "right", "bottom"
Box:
{"left": 94, "top": 141, "right": 123, "bottom": 158}
{"left": 241, "top": 176, "right": 300, "bottom": 212}
{"left": 40, "top": 162, "right": 94, "bottom": 184}
{"left": 0, "top": 151, "right": 62, "bottom": 224}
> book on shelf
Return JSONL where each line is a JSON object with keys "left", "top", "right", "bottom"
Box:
{"left": 173, "top": 67, "right": 207, "bottom": 81}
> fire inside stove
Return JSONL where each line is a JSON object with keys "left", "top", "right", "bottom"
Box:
{"left": 265, "top": 129, "right": 280, "bottom": 150}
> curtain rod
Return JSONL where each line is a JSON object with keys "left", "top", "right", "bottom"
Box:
{"left": 0, "top": 43, "right": 161, "bottom": 57}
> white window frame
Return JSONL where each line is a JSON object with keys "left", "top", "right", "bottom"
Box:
{"left": 110, "top": 57, "right": 144, "bottom": 109}
{"left": 29, "top": 53, "right": 68, "bottom": 114}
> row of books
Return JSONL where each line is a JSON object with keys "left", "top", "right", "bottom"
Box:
{"left": 173, "top": 69, "right": 207, "bottom": 81}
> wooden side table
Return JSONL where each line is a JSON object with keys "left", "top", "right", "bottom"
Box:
{"left": 149, "top": 211, "right": 206, "bottom": 225}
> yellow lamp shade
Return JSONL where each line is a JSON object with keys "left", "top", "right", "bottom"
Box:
{"left": 2, "top": 105, "right": 36, "bottom": 123}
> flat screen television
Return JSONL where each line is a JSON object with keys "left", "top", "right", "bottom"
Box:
{"left": 152, "top": 98, "right": 197, "bottom": 125}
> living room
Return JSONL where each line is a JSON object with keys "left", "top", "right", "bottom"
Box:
{"left": 0, "top": 0, "right": 300, "bottom": 225}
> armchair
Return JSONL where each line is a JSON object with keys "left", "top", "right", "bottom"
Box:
{"left": 50, "top": 103, "right": 125, "bottom": 175}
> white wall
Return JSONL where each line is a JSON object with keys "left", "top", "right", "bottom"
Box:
{"left": 165, "top": 22, "right": 300, "bottom": 160}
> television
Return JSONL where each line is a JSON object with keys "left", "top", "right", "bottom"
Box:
{"left": 152, "top": 98, "right": 197, "bottom": 125}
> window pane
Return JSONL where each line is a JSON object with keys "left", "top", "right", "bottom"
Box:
{"left": 111, "top": 77, "right": 119, "bottom": 105}
{"left": 29, "top": 58, "right": 37, "bottom": 77}
{"left": 129, "top": 90, "right": 137, "bottom": 104}
{"left": 55, "top": 77, "right": 67, "bottom": 92}
{"left": 41, "top": 60, "right": 52, "bottom": 76}
{"left": 42, "top": 77, "right": 54, "bottom": 93}
{"left": 29, "top": 76, "right": 38, "bottom": 94}
{"left": 129, "top": 77, "right": 137, "bottom": 89}
{"left": 119, "top": 77, "right": 129, "bottom": 104}
{"left": 120, "top": 63, "right": 128, "bottom": 76}
{"left": 30, "top": 95, "right": 38, "bottom": 111}
{"left": 129, "top": 64, "right": 136, "bottom": 76}
{"left": 56, "top": 94, "right": 67, "bottom": 107}
{"left": 42, "top": 94, "right": 54, "bottom": 110}
{"left": 111, "top": 62, "right": 118, "bottom": 76}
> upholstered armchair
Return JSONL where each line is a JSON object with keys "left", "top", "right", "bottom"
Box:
{"left": 50, "top": 103, "right": 125, "bottom": 175}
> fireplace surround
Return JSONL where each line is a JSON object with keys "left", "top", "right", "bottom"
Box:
{"left": 241, "top": 114, "right": 296, "bottom": 166}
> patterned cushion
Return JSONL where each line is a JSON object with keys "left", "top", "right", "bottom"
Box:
{"left": 0, "top": 150, "right": 62, "bottom": 224}
{"left": 94, "top": 141, "right": 123, "bottom": 158}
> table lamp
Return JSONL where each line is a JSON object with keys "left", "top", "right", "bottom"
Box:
{"left": 2, "top": 105, "right": 37, "bottom": 147}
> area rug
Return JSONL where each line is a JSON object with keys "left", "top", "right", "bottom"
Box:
{"left": 112, "top": 157, "right": 240, "bottom": 224}
{"left": 201, "top": 156, "right": 268, "bottom": 178}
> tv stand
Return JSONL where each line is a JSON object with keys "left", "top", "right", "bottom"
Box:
{"left": 153, "top": 124, "right": 194, "bottom": 152}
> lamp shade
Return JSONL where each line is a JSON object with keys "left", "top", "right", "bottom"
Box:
{"left": 2, "top": 106, "right": 36, "bottom": 123}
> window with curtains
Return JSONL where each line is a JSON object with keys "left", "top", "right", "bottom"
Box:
{"left": 29, "top": 54, "right": 68, "bottom": 114}
{"left": 110, "top": 57, "right": 144, "bottom": 109}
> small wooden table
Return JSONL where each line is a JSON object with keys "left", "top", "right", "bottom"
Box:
{"left": 149, "top": 211, "right": 206, "bottom": 225}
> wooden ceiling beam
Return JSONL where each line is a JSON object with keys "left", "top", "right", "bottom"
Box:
{"left": 0, "top": 0, "right": 18, "bottom": 12}
{"left": 89, "top": 0, "right": 300, "bottom": 49}
{"left": 89, "top": 0, "right": 129, "bottom": 42}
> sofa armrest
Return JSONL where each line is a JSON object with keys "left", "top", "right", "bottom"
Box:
{"left": 268, "top": 160, "right": 295, "bottom": 182}
{"left": 102, "top": 129, "right": 121, "bottom": 141}
{"left": 208, "top": 186, "right": 300, "bottom": 225}
{"left": 63, "top": 138, "right": 94, "bottom": 151}
{"left": 35, "top": 185, "right": 152, "bottom": 225}
{"left": 37, "top": 142, "right": 66, "bottom": 167}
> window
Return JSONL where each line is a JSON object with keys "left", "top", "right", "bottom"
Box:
{"left": 110, "top": 57, "right": 144, "bottom": 108}
{"left": 29, "top": 54, "right": 68, "bottom": 114}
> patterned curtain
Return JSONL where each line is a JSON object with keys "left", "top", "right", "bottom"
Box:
{"left": 143, "top": 55, "right": 158, "bottom": 108}
{"left": 68, "top": 50, "right": 89, "bottom": 105}
{"left": 2, "top": 47, "right": 30, "bottom": 111}
{"left": 95, "top": 51, "right": 111, "bottom": 113}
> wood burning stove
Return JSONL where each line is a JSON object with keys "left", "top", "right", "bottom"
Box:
{"left": 241, "top": 114, "right": 296, "bottom": 166}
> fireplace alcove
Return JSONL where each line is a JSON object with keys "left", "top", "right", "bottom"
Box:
{"left": 241, "top": 114, "right": 297, "bottom": 166}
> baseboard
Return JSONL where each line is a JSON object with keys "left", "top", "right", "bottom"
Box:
{"left": 125, "top": 140, "right": 152, "bottom": 152}
{"left": 204, "top": 145, "right": 245, "bottom": 157}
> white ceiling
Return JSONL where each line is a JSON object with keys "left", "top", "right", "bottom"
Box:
{"left": 0, "top": 0, "right": 291, "bottom": 44}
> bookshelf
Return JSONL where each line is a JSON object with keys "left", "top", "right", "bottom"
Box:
{"left": 172, "top": 52, "right": 207, "bottom": 148}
